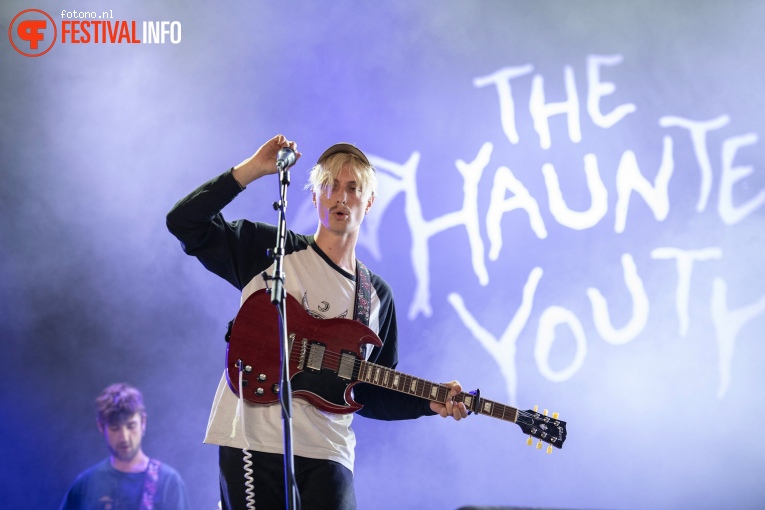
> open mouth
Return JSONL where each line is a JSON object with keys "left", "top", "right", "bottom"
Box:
{"left": 333, "top": 208, "right": 350, "bottom": 219}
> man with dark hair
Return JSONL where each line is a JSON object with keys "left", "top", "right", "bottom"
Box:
{"left": 59, "top": 383, "right": 190, "bottom": 510}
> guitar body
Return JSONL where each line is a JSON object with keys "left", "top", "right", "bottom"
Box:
{"left": 226, "top": 289, "right": 382, "bottom": 413}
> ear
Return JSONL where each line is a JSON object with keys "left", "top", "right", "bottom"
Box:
{"left": 97, "top": 420, "right": 104, "bottom": 434}
{"left": 141, "top": 413, "right": 147, "bottom": 435}
{"left": 365, "top": 194, "right": 375, "bottom": 215}
{"left": 312, "top": 191, "right": 317, "bottom": 207}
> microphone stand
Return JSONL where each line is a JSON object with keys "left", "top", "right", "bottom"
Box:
{"left": 268, "top": 153, "right": 300, "bottom": 510}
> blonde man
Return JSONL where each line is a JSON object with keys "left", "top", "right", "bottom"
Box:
{"left": 167, "top": 135, "right": 467, "bottom": 509}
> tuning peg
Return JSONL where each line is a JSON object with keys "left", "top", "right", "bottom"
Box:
{"left": 543, "top": 409, "right": 548, "bottom": 416}
{"left": 546, "top": 444, "right": 553, "bottom": 454}
{"left": 533, "top": 404, "right": 539, "bottom": 412}
{"left": 552, "top": 412, "right": 559, "bottom": 419}
{"left": 526, "top": 436, "right": 533, "bottom": 446}
{"left": 536, "top": 440, "right": 543, "bottom": 450}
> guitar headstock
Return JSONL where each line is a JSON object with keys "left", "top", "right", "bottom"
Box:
{"left": 515, "top": 405, "right": 567, "bottom": 453}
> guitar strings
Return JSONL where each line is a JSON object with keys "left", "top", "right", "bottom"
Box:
{"left": 285, "top": 346, "right": 466, "bottom": 407}
{"left": 286, "top": 345, "right": 521, "bottom": 414}
{"left": 284, "top": 343, "right": 563, "bottom": 439}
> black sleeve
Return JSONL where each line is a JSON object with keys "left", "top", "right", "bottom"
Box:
{"left": 353, "top": 282, "right": 436, "bottom": 421}
{"left": 165, "top": 169, "right": 275, "bottom": 290}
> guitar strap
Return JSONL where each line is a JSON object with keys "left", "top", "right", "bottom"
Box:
{"left": 139, "top": 458, "right": 161, "bottom": 510}
{"left": 354, "top": 259, "right": 372, "bottom": 327}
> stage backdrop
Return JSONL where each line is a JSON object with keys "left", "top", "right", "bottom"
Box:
{"left": 2, "top": 1, "right": 764, "bottom": 509}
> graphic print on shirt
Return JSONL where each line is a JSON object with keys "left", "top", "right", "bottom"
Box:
{"left": 301, "top": 292, "right": 349, "bottom": 320}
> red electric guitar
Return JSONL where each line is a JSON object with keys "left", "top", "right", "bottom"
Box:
{"left": 225, "top": 289, "right": 567, "bottom": 452}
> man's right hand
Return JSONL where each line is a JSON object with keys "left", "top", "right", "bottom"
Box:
{"left": 232, "top": 134, "right": 301, "bottom": 188}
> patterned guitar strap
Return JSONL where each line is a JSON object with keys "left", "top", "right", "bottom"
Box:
{"left": 354, "top": 259, "right": 372, "bottom": 328}
{"left": 139, "top": 458, "right": 162, "bottom": 510}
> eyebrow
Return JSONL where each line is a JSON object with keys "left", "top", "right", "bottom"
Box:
{"left": 327, "top": 181, "right": 361, "bottom": 191}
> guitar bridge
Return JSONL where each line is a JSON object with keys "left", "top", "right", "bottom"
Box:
{"left": 297, "top": 338, "right": 307, "bottom": 370}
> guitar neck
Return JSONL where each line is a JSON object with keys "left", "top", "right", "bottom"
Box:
{"left": 356, "top": 360, "right": 519, "bottom": 423}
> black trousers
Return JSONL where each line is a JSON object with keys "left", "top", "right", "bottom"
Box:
{"left": 219, "top": 446, "right": 356, "bottom": 510}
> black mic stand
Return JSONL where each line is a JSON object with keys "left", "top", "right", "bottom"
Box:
{"left": 267, "top": 152, "right": 300, "bottom": 510}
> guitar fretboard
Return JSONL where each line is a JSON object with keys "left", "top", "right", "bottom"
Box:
{"left": 473, "top": 397, "right": 519, "bottom": 422}
{"left": 356, "top": 360, "right": 519, "bottom": 423}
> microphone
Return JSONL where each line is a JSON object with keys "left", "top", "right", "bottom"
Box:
{"left": 276, "top": 147, "right": 296, "bottom": 170}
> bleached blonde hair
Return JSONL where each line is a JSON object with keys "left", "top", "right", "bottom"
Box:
{"left": 306, "top": 152, "right": 378, "bottom": 200}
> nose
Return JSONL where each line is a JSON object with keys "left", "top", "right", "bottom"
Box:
{"left": 117, "top": 426, "right": 130, "bottom": 441}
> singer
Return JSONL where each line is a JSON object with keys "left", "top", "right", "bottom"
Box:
{"left": 166, "top": 135, "right": 468, "bottom": 510}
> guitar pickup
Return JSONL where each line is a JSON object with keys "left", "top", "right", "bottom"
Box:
{"left": 306, "top": 342, "right": 326, "bottom": 372}
{"left": 337, "top": 351, "right": 356, "bottom": 381}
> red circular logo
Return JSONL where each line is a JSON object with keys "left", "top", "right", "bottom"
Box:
{"left": 9, "top": 9, "right": 57, "bottom": 57}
